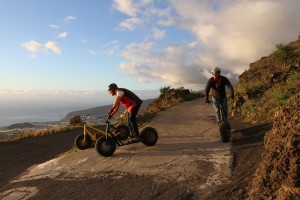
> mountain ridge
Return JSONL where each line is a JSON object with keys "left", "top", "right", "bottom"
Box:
{"left": 62, "top": 98, "right": 154, "bottom": 121}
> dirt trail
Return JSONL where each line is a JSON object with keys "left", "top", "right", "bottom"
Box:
{"left": 0, "top": 98, "right": 270, "bottom": 200}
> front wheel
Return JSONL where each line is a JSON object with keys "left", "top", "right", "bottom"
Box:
{"left": 95, "top": 137, "right": 116, "bottom": 157}
{"left": 219, "top": 121, "right": 230, "bottom": 143}
{"left": 140, "top": 127, "right": 158, "bottom": 146}
{"left": 75, "top": 134, "right": 92, "bottom": 150}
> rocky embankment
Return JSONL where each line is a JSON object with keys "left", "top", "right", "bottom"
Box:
{"left": 231, "top": 38, "right": 300, "bottom": 198}
{"left": 249, "top": 92, "right": 300, "bottom": 199}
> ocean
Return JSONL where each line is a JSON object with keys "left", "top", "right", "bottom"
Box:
{"left": 0, "top": 102, "right": 103, "bottom": 127}
{"left": 0, "top": 92, "right": 110, "bottom": 127}
{"left": 0, "top": 90, "right": 160, "bottom": 127}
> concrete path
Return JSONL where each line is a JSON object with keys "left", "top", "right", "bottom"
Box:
{"left": 1, "top": 98, "right": 233, "bottom": 199}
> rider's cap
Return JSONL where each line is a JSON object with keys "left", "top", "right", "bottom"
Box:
{"left": 108, "top": 83, "right": 118, "bottom": 91}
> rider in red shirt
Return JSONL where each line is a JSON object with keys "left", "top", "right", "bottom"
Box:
{"left": 107, "top": 83, "right": 143, "bottom": 141}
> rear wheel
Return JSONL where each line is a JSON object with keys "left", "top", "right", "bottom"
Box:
{"left": 219, "top": 121, "right": 230, "bottom": 143}
{"left": 140, "top": 127, "right": 158, "bottom": 146}
{"left": 95, "top": 137, "right": 116, "bottom": 157}
{"left": 115, "top": 124, "right": 129, "bottom": 140}
{"left": 75, "top": 134, "right": 92, "bottom": 150}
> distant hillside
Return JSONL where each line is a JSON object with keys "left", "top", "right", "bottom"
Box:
{"left": 6, "top": 122, "right": 36, "bottom": 129}
{"left": 62, "top": 99, "right": 154, "bottom": 121}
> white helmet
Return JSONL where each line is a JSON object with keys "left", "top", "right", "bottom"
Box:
{"left": 211, "top": 67, "right": 221, "bottom": 74}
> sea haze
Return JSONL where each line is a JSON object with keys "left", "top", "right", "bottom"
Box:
{"left": 0, "top": 93, "right": 113, "bottom": 127}
{"left": 0, "top": 90, "right": 159, "bottom": 127}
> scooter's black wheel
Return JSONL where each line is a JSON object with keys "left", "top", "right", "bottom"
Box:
{"left": 219, "top": 122, "right": 230, "bottom": 143}
{"left": 140, "top": 127, "right": 158, "bottom": 146}
{"left": 95, "top": 137, "right": 116, "bottom": 157}
{"left": 75, "top": 134, "right": 92, "bottom": 150}
{"left": 115, "top": 124, "right": 130, "bottom": 140}
{"left": 226, "top": 123, "right": 231, "bottom": 139}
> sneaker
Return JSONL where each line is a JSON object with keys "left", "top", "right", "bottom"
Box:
{"left": 126, "top": 135, "right": 140, "bottom": 144}
{"left": 131, "top": 135, "right": 141, "bottom": 142}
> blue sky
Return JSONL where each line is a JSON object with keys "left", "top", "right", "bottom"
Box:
{"left": 1, "top": 0, "right": 300, "bottom": 95}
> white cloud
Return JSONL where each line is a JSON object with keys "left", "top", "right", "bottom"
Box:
{"left": 49, "top": 24, "right": 59, "bottom": 29}
{"left": 115, "top": 0, "right": 300, "bottom": 89}
{"left": 112, "top": 0, "right": 139, "bottom": 17}
{"left": 44, "top": 41, "right": 61, "bottom": 54}
{"left": 64, "top": 16, "right": 77, "bottom": 24}
{"left": 157, "top": 19, "right": 175, "bottom": 26}
{"left": 21, "top": 40, "right": 41, "bottom": 53}
{"left": 104, "top": 40, "right": 119, "bottom": 56}
{"left": 120, "top": 41, "right": 208, "bottom": 89}
{"left": 113, "top": 1, "right": 173, "bottom": 31}
{"left": 58, "top": 32, "right": 68, "bottom": 39}
{"left": 169, "top": 0, "right": 300, "bottom": 73}
{"left": 88, "top": 49, "right": 101, "bottom": 56}
{"left": 152, "top": 28, "right": 166, "bottom": 40}
{"left": 89, "top": 40, "right": 119, "bottom": 56}
{"left": 21, "top": 40, "right": 62, "bottom": 56}
{"left": 117, "top": 17, "right": 144, "bottom": 31}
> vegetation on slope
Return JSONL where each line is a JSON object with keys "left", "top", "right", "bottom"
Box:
{"left": 232, "top": 39, "right": 300, "bottom": 123}
{"left": 249, "top": 92, "right": 300, "bottom": 199}
{"left": 232, "top": 35, "right": 300, "bottom": 199}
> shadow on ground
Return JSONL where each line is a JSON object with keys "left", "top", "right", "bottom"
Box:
{"left": 232, "top": 123, "right": 272, "bottom": 146}
{"left": 203, "top": 119, "right": 272, "bottom": 200}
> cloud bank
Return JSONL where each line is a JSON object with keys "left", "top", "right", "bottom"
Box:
{"left": 113, "top": 0, "right": 300, "bottom": 89}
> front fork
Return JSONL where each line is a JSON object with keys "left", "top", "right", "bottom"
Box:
{"left": 105, "top": 122, "right": 110, "bottom": 139}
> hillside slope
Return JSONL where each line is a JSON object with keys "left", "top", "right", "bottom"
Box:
{"left": 249, "top": 92, "right": 300, "bottom": 199}
{"left": 232, "top": 40, "right": 300, "bottom": 122}
{"left": 232, "top": 38, "right": 300, "bottom": 198}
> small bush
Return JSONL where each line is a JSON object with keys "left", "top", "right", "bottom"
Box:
{"left": 240, "top": 101, "right": 264, "bottom": 121}
{"left": 69, "top": 115, "right": 82, "bottom": 126}
{"left": 236, "top": 82, "right": 271, "bottom": 99}
{"left": 268, "top": 84, "right": 292, "bottom": 106}
{"left": 273, "top": 43, "right": 296, "bottom": 65}
{"left": 286, "top": 72, "right": 300, "bottom": 93}
{"left": 159, "top": 85, "right": 171, "bottom": 94}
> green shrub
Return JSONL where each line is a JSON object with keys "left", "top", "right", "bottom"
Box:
{"left": 236, "top": 82, "right": 271, "bottom": 99}
{"left": 240, "top": 101, "right": 263, "bottom": 121}
{"left": 69, "top": 115, "right": 82, "bottom": 125}
{"left": 276, "top": 93, "right": 291, "bottom": 105}
{"left": 273, "top": 43, "right": 296, "bottom": 64}
{"left": 286, "top": 72, "right": 300, "bottom": 93}
{"left": 159, "top": 85, "right": 171, "bottom": 94}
